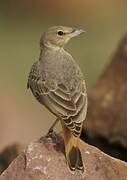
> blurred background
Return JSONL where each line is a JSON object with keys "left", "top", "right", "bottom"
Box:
{"left": 0, "top": 0, "right": 127, "bottom": 149}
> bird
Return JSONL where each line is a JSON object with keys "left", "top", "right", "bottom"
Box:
{"left": 27, "top": 26, "right": 87, "bottom": 172}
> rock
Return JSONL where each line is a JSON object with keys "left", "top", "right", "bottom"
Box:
{"left": 85, "top": 32, "right": 127, "bottom": 148}
{"left": 0, "top": 133, "right": 127, "bottom": 180}
{"left": 0, "top": 144, "right": 23, "bottom": 174}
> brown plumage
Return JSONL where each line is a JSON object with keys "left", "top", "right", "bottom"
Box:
{"left": 27, "top": 26, "right": 87, "bottom": 172}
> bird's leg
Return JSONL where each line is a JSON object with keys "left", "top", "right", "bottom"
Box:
{"left": 47, "top": 118, "right": 59, "bottom": 135}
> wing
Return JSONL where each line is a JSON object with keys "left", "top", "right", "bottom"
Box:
{"left": 27, "top": 62, "right": 40, "bottom": 89}
{"left": 27, "top": 62, "right": 87, "bottom": 137}
{"left": 63, "top": 80, "right": 87, "bottom": 137}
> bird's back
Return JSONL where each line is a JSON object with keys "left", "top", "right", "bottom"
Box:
{"left": 39, "top": 48, "right": 83, "bottom": 92}
{"left": 28, "top": 47, "right": 87, "bottom": 133}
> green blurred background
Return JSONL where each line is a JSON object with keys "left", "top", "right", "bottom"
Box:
{"left": 0, "top": 0, "right": 127, "bottom": 149}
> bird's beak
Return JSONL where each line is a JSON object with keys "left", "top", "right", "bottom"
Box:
{"left": 70, "top": 28, "right": 85, "bottom": 38}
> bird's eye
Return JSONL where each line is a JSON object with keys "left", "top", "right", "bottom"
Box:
{"left": 57, "top": 30, "right": 64, "bottom": 36}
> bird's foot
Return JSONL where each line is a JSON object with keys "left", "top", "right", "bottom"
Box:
{"left": 46, "top": 129, "right": 59, "bottom": 143}
{"left": 46, "top": 128, "right": 54, "bottom": 137}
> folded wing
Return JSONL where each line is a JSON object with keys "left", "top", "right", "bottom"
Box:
{"left": 27, "top": 62, "right": 87, "bottom": 137}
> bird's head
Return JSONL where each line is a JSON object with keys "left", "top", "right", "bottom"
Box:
{"left": 40, "top": 26, "right": 85, "bottom": 49}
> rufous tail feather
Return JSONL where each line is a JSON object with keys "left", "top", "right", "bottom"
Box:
{"left": 61, "top": 121, "right": 84, "bottom": 172}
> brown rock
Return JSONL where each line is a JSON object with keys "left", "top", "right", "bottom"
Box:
{"left": 0, "top": 134, "right": 127, "bottom": 180}
{"left": 85, "top": 32, "right": 127, "bottom": 147}
{"left": 0, "top": 144, "right": 23, "bottom": 174}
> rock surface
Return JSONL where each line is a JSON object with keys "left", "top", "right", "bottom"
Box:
{"left": 0, "top": 144, "right": 23, "bottom": 174}
{"left": 0, "top": 134, "right": 127, "bottom": 180}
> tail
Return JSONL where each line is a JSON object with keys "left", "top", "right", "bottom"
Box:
{"left": 66, "top": 136, "right": 84, "bottom": 172}
{"left": 62, "top": 123, "right": 84, "bottom": 172}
